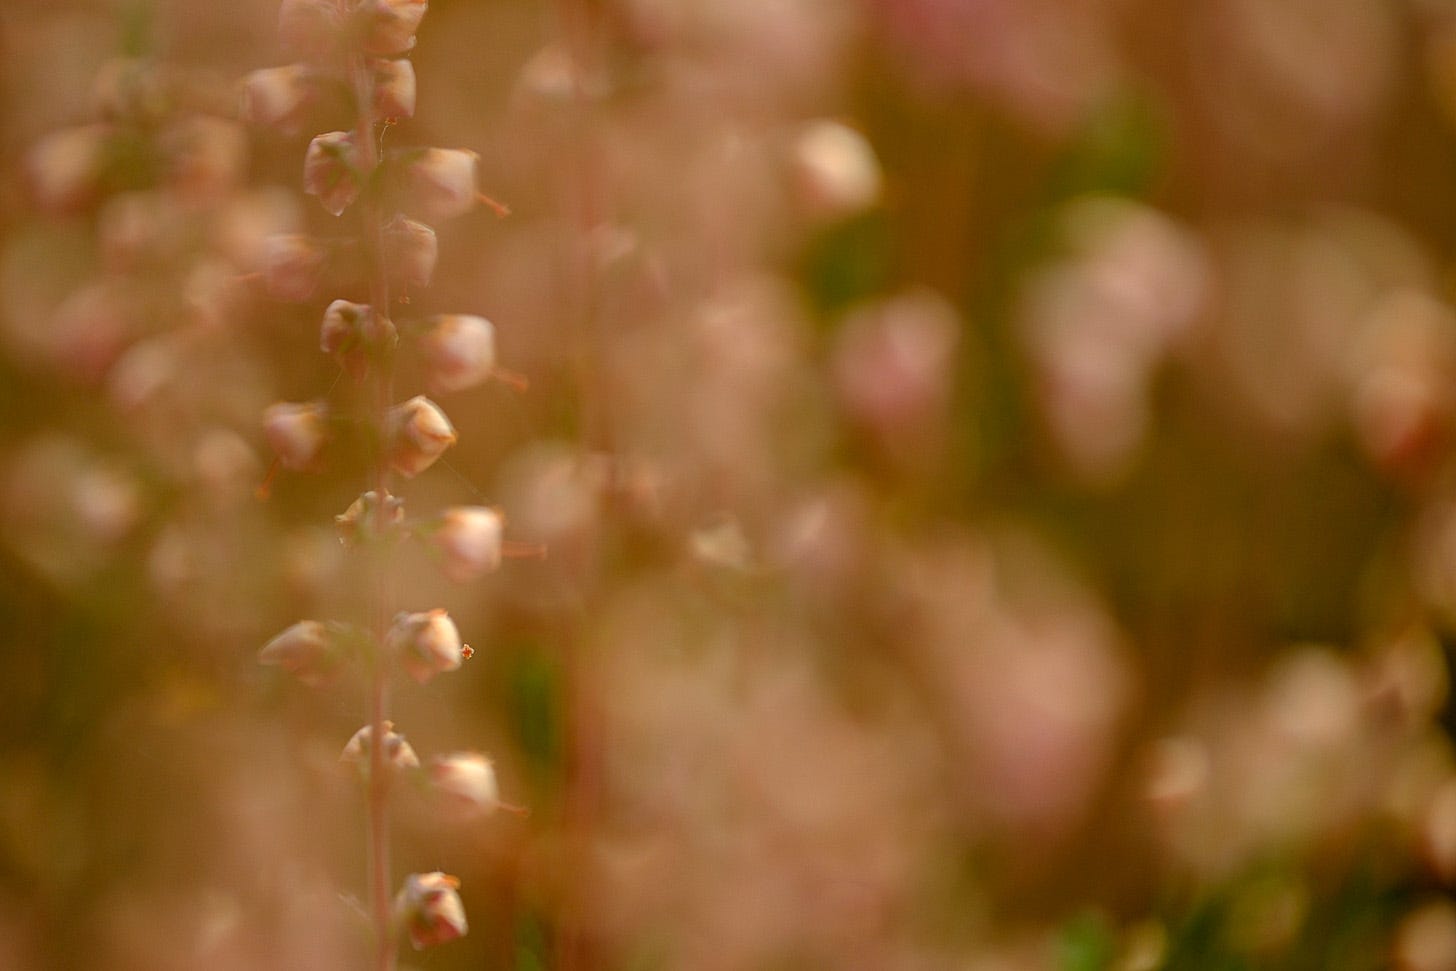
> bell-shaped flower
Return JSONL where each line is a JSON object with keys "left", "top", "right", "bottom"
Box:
{"left": 382, "top": 216, "right": 437, "bottom": 290}
{"left": 789, "top": 119, "right": 882, "bottom": 221}
{"left": 261, "top": 233, "right": 327, "bottom": 301}
{"left": 263, "top": 400, "right": 329, "bottom": 470}
{"left": 429, "top": 752, "right": 500, "bottom": 819}
{"left": 28, "top": 124, "right": 111, "bottom": 214}
{"left": 431, "top": 506, "right": 504, "bottom": 582}
{"left": 421, "top": 314, "right": 497, "bottom": 394}
{"left": 385, "top": 395, "right": 456, "bottom": 478}
{"left": 240, "top": 65, "right": 313, "bottom": 133}
{"left": 373, "top": 58, "right": 416, "bottom": 120}
{"left": 334, "top": 489, "right": 405, "bottom": 546}
{"left": 258, "top": 620, "right": 339, "bottom": 686}
{"left": 361, "top": 0, "right": 429, "bottom": 56}
{"left": 340, "top": 720, "right": 420, "bottom": 772}
{"left": 304, "top": 131, "right": 361, "bottom": 216}
{"left": 404, "top": 148, "right": 479, "bottom": 222}
{"left": 386, "top": 608, "right": 465, "bottom": 683}
{"left": 395, "top": 871, "right": 467, "bottom": 950}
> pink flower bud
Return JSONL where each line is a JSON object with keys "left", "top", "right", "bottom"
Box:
{"left": 360, "top": 0, "right": 429, "bottom": 56}
{"left": 373, "top": 58, "right": 417, "bottom": 120}
{"left": 28, "top": 124, "right": 111, "bottom": 214}
{"left": 261, "top": 234, "right": 327, "bottom": 301}
{"left": 240, "top": 65, "right": 314, "bottom": 133}
{"left": 263, "top": 400, "right": 329, "bottom": 470}
{"left": 395, "top": 872, "right": 467, "bottom": 950}
{"left": 258, "top": 619, "right": 338, "bottom": 686}
{"left": 432, "top": 506, "right": 503, "bottom": 582}
{"left": 304, "top": 131, "right": 361, "bottom": 216}
{"left": 385, "top": 395, "right": 456, "bottom": 478}
{"left": 382, "top": 216, "right": 438, "bottom": 290}
{"left": 340, "top": 720, "right": 421, "bottom": 771}
{"left": 421, "top": 315, "right": 497, "bottom": 394}
{"left": 404, "top": 148, "right": 479, "bottom": 222}
{"left": 334, "top": 489, "right": 405, "bottom": 545}
{"left": 386, "top": 608, "right": 464, "bottom": 683}
{"left": 429, "top": 752, "right": 500, "bottom": 819}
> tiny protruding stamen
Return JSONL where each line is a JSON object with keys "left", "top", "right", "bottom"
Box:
{"left": 493, "top": 368, "right": 529, "bottom": 393}
{"left": 255, "top": 456, "right": 281, "bottom": 500}
{"left": 475, "top": 192, "right": 511, "bottom": 218}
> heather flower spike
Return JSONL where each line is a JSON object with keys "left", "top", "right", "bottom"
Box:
{"left": 395, "top": 871, "right": 467, "bottom": 950}
{"left": 248, "top": 0, "right": 521, "bottom": 962}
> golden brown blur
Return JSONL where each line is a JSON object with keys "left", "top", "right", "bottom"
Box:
{"left": 6, "top": 0, "right": 1456, "bottom": 968}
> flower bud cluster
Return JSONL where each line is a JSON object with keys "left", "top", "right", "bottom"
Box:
{"left": 248, "top": 2, "right": 527, "bottom": 961}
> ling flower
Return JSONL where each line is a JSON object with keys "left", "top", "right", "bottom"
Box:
{"left": 373, "top": 58, "right": 417, "bottom": 120}
{"left": 382, "top": 215, "right": 438, "bottom": 290}
{"left": 431, "top": 506, "right": 504, "bottom": 582}
{"left": 429, "top": 752, "right": 500, "bottom": 819}
{"left": 341, "top": 720, "right": 421, "bottom": 772}
{"left": 263, "top": 400, "right": 329, "bottom": 470}
{"left": 260, "top": 233, "right": 327, "bottom": 301}
{"left": 258, "top": 619, "right": 338, "bottom": 686}
{"left": 240, "top": 65, "right": 313, "bottom": 133}
{"left": 385, "top": 395, "right": 456, "bottom": 477}
{"left": 386, "top": 608, "right": 465, "bottom": 683}
{"left": 420, "top": 314, "right": 497, "bottom": 394}
{"left": 360, "top": 0, "right": 429, "bottom": 56}
{"left": 404, "top": 148, "right": 479, "bottom": 222}
{"left": 395, "top": 871, "right": 467, "bottom": 950}
{"left": 304, "top": 131, "right": 361, "bottom": 216}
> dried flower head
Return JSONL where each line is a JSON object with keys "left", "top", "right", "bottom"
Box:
{"left": 395, "top": 871, "right": 467, "bottom": 950}
{"left": 304, "top": 131, "right": 362, "bottom": 216}
{"left": 421, "top": 314, "right": 497, "bottom": 394}
{"left": 385, "top": 395, "right": 456, "bottom": 478}
{"left": 386, "top": 608, "right": 465, "bottom": 683}
{"left": 432, "top": 506, "right": 504, "bottom": 582}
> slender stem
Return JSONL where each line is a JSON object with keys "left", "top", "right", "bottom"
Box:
{"left": 351, "top": 50, "right": 398, "bottom": 971}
